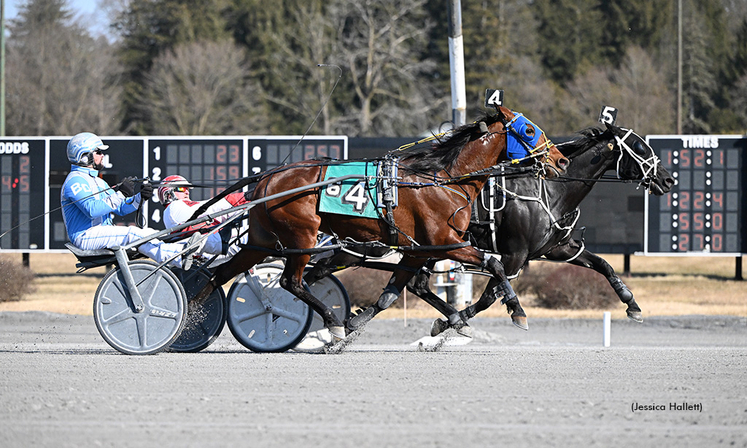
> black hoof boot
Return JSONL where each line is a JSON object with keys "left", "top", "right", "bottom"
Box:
{"left": 346, "top": 305, "right": 381, "bottom": 332}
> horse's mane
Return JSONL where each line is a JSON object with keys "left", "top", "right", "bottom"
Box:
{"left": 556, "top": 126, "right": 613, "bottom": 159}
{"left": 398, "top": 112, "right": 505, "bottom": 172}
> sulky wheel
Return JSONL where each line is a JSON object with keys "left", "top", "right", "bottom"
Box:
{"left": 93, "top": 260, "right": 187, "bottom": 355}
{"left": 226, "top": 263, "right": 313, "bottom": 353}
{"left": 167, "top": 267, "right": 227, "bottom": 353}
{"left": 306, "top": 273, "right": 350, "bottom": 332}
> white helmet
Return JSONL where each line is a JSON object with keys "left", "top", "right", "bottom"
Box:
{"left": 66, "top": 132, "right": 108, "bottom": 166}
{"left": 158, "top": 175, "right": 193, "bottom": 205}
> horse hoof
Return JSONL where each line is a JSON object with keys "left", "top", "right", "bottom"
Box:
{"left": 431, "top": 318, "right": 448, "bottom": 337}
{"left": 627, "top": 310, "right": 643, "bottom": 323}
{"left": 329, "top": 326, "right": 346, "bottom": 342}
{"left": 453, "top": 322, "right": 473, "bottom": 338}
{"left": 511, "top": 315, "right": 529, "bottom": 331}
{"left": 346, "top": 306, "right": 378, "bottom": 332}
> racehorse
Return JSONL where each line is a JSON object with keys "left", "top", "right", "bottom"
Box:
{"left": 192, "top": 106, "right": 569, "bottom": 342}
{"left": 415, "top": 122, "right": 675, "bottom": 335}
{"left": 305, "top": 122, "right": 674, "bottom": 336}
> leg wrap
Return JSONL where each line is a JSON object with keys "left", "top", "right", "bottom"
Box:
{"left": 497, "top": 279, "right": 517, "bottom": 305}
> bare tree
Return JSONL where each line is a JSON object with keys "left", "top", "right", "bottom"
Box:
{"left": 137, "top": 40, "right": 268, "bottom": 135}
{"left": 5, "top": 0, "right": 123, "bottom": 136}
{"left": 329, "top": 0, "right": 446, "bottom": 136}
{"left": 564, "top": 46, "right": 673, "bottom": 135}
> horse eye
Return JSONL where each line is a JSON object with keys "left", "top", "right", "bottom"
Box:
{"left": 633, "top": 141, "right": 647, "bottom": 155}
{"left": 525, "top": 126, "right": 535, "bottom": 138}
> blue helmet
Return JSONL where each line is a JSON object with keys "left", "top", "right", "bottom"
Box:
{"left": 66, "top": 132, "right": 109, "bottom": 166}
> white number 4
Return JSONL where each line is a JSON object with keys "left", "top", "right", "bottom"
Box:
{"left": 342, "top": 182, "right": 369, "bottom": 213}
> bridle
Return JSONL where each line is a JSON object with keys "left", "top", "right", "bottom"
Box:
{"left": 613, "top": 128, "right": 660, "bottom": 190}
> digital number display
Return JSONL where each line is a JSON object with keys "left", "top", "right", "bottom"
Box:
{"left": 646, "top": 136, "right": 746, "bottom": 254}
{"left": 248, "top": 137, "right": 347, "bottom": 173}
{"left": 147, "top": 138, "right": 246, "bottom": 228}
{"left": 0, "top": 140, "right": 46, "bottom": 250}
{"left": 0, "top": 136, "right": 348, "bottom": 251}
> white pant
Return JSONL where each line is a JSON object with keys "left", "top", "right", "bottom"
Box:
{"left": 74, "top": 225, "right": 185, "bottom": 268}
{"left": 198, "top": 229, "right": 248, "bottom": 267}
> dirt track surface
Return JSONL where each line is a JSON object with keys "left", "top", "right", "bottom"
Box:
{"left": 1, "top": 311, "right": 746, "bottom": 447}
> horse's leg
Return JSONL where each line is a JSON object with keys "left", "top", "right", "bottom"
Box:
{"left": 442, "top": 248, "right": 527, "bottom": 330}
{"left": 192, "top": 248, "right": 266, "bottom": 303}
{"left": 345, "top": 257, "right": 424, "bottom": 332}
{"left": 406, "top": 260, "right": 471, "bottom": 337}
{"left": 281, "top": 253, "right": 346, "bottom": 341}
{"left": 545, "top": 240, "right": 642, "bottom": 322}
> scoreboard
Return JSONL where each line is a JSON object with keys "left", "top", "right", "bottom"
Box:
{"left": 645, "top": 135, "right": 746, "bottom": 255}
{"left": 0, "top": 139, "right": 46, "bottom": 250}
{"left": 0, "top": 135, "right": 347, "bottom": 252}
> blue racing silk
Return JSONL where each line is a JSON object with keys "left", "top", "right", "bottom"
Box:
{"left": 61, "top": 165, "right": 140, "bottom": 243}
{"left": 506, "top": 113, "right": 546, "bottom": 160}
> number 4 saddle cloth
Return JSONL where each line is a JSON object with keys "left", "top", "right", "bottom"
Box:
{"left": 318, "top": 160, "right": 398, "bottom": 219}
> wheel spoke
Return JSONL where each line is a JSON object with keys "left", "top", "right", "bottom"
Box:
{"left": 99, "top": 302, "right": 134, "bottom": 325}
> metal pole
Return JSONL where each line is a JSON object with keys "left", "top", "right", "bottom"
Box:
{"left": 677, "top": 0, "right": 682, "bottom": 134}
{"left": 1, "top": 0, "right": 5, "bottom": 136}
{"left": 448, "top": 0, "right": 466, "bottom": 127}
{"left": 447, "top": 0, "right": 469, "bottom": 306}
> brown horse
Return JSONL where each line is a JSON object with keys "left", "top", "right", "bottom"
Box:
{"left": 194, "top": 106, "right": 569, "bottom": 343}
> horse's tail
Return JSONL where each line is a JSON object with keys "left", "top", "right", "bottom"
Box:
{"left": 187, "top": 176, "right": 260, "bottom": 222}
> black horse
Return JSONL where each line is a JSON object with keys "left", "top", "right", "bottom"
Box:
{"left": 305, "top": 122, "right": 674, "bottom": 335}
{"left": 416, "top": 122, "right": 675, "bottom": 335}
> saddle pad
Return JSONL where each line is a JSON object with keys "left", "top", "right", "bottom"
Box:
{"left": 319, "top": 162, "right": 378, "bottom": 219}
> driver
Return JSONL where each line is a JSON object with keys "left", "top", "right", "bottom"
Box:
{"left": 61, "top": 132, "right": 195, "bottom": 269}
{"left": 158, "top": 175, "right": 252, "bottom": 259}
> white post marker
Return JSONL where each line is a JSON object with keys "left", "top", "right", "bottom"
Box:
{"left": 603, "top": 312, "right": 611, "bottom": 347}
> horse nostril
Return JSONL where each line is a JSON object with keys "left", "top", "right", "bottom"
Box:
{"left": 560, "top": 158, "right": 570, "bottom": 170}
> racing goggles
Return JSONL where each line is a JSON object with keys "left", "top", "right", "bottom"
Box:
{"left": 173, "top": 186, "right": 190, "bottom": 193}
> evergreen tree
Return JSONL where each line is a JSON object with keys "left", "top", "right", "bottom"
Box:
{"left": 6, "top": 0, "right": 123, "bottom": 135}
{"left": 112, "top": 0, "right": 232, "bottom": 133}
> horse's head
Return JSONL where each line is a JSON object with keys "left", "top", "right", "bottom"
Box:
{"left": 498, "top": 107, "right": 569, "bottom": 177}
{"left": 604, "top": 122, "right": 675, "bottom": 195}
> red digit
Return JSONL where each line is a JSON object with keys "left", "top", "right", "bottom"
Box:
{"left": 678, "top": 213, "right": 690, "bottom": 231}
{"left": 712, "top": 213, "right": 722, "bottom": 231}
{"left": 712, "top": 234, "right": 722, "bottom": 251}
{"left": 216, "top": 145, "right": 227, "bottom": 163}
{"left": 679, "top": 191, "right": 690, "bottom": 210}
{"left": 693, "top": 213, "right": 704, "bottom": 231}
{"left": 229, "top": 145, "right": 240, "bottom": 163}
{"left": 693, "top": 192, "right": 704, "bottom": 210}
{"left": 712, "top": 192, "right": 723, "bottom": 210}
{"left": 20, "top": 155, "right": 30, "bottom": 173}
{"left": 693, "top": 149, "right": 705, "bottom": 167}
{"left": 693, "top": 234, "right": 704, "bottom": 250}
{"left": 679, "top": 149, "right": 690, "bottom": 167}
{"left": 229, "top": 166, "right": 239, "bottom": 179}
{"left": 678, "top": 234, "right": 690, "bottom": 251}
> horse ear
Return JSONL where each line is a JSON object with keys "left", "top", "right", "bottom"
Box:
{"left": 603, "top": 121, "right": 617, "bottom": 134}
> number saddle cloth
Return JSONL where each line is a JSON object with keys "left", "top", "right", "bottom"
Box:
{"left": 318, "top": 159, "right": 398, "bottom": 221}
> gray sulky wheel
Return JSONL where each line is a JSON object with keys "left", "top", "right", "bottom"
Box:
{"left": 306, "top": 274, "right": 350, "bottom": 333}
{"left": 226, "top": 263, "right": 313, "bottom": 353}
{"left": 93, "top": 260, "right": 187, "bottom": 355}
{"left": 167, "top": 267, "right": 227, "bottom": 353}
